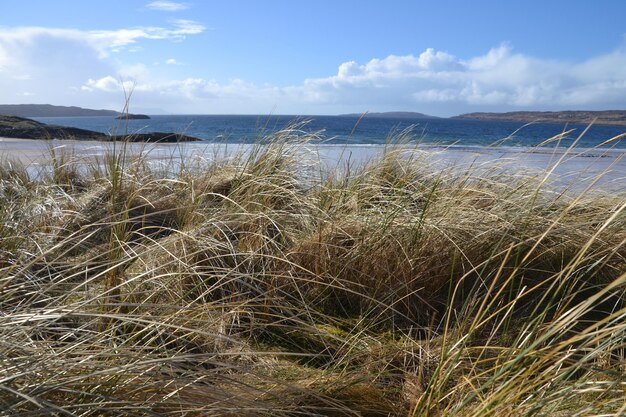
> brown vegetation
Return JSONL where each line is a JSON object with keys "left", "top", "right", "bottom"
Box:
{"left": 0, "top": 129, "right": 624, "bottom": 416}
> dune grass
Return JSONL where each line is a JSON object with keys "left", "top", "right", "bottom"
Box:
{"left": 0, "top": 129, "right": 624, "bottom": 416}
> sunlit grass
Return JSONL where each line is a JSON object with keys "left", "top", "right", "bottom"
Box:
{"left": 0, "top": 127, "right": 624, "bottom": 416}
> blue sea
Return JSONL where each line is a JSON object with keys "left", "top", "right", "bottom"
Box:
{"left": 33, "top": 115, "right": 626, "bottom": 149}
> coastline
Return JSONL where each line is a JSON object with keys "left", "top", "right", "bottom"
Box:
{"left": 453, "top": 110, "right": 626, "bottom": 126}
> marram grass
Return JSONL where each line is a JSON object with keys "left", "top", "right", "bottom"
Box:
{"left": 0, "top": 129, "right": 624, "bottom": 416}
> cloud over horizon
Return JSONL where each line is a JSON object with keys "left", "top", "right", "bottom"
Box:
{"left": 146, "top": 1, "right": 190, "bottom": 12}
{"left": 1, "top": 22, "right": 625, "bottom": 115}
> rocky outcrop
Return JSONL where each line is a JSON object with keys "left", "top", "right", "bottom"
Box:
{"left": 0, "top": 115, "right": 200, "bottom": 142}
{"left": 115, "top": 114, "right": 151, "bottom": 120}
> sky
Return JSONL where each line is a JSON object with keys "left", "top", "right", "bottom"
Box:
{"left": 1, "top": 0, "right": 626, "bottom": 116}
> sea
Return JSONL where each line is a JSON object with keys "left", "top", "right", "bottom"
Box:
{"left": 32, "top": 114, "right": 626, "bottom": 149}
{"left": 2, "top": 114, "right": 620, "bottom": 192}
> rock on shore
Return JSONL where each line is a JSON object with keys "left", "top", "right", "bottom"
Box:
{"left": 0, "top": 115, "right": 200, "bottom": 143}
{"left": 115, "top": 114, "right": 151, "bottom": 120}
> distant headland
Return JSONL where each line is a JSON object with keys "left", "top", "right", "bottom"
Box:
{"left": 452, "top": 111, "right": 626, "bottom": 126}
{"left": 338, "top": 110, "right": 626, "bottom": 126}
{"left": 0, "top": 104, "right": 120, "bottom": 117}
{"left": 339, "top": 111, "right": 437, "bottom": 119}
{"left": 0, "top": 104, "right": 149, "bottom": 120}
{"left": 2, "top": 104, "right": 625, "bottom": 127}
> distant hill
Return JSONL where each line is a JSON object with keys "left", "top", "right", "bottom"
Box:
{"left": 339, "top": 111, "right": 438, "bottom": 119}
{"left": 452, "top": 111, "right": 626, "bottom": 126}
{"left": 0, "top": 115, "right": 200, "bottom": 142}
{"left": 0, "top": 104, "right": 119, "bottom": 117}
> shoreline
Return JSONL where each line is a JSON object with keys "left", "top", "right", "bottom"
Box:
{"left": 2, "top": 136, "right": 625, "bottom": 193}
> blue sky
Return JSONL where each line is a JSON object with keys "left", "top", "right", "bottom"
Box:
{"left": 1, "top": 0, "right": 625, "bottom": 116}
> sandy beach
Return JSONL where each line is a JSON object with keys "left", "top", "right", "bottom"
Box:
{"left": 2, "top": 136, "right": 624, "bottom": 193}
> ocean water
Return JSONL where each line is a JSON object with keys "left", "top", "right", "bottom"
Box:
{"left": 33, "top": 115, "right": 626, "bottom": 149}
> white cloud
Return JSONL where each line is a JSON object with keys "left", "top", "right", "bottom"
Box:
{"left": 146, "top": 1, "right": 190, "bottom": 11}
{"left": 77, "top": 43, "right": 626, "bottom": 115}
{"left": 0, "top": 21, "right": 205, "bottom": 59}
{"left": 0, "top": 22, "right": 205, "bottom": 110}
{"left": 1, "top": 20, "right": 625, "bottom": 116}
{"left": 82, "top": 76, "right": 135, "bottom": 93}
{"left": 287, "top": 44, "right": 626, "bottom": 113}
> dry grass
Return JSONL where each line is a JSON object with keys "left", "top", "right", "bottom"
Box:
{"left": 0, "top": 129, "right": 624, "bottom": 416}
